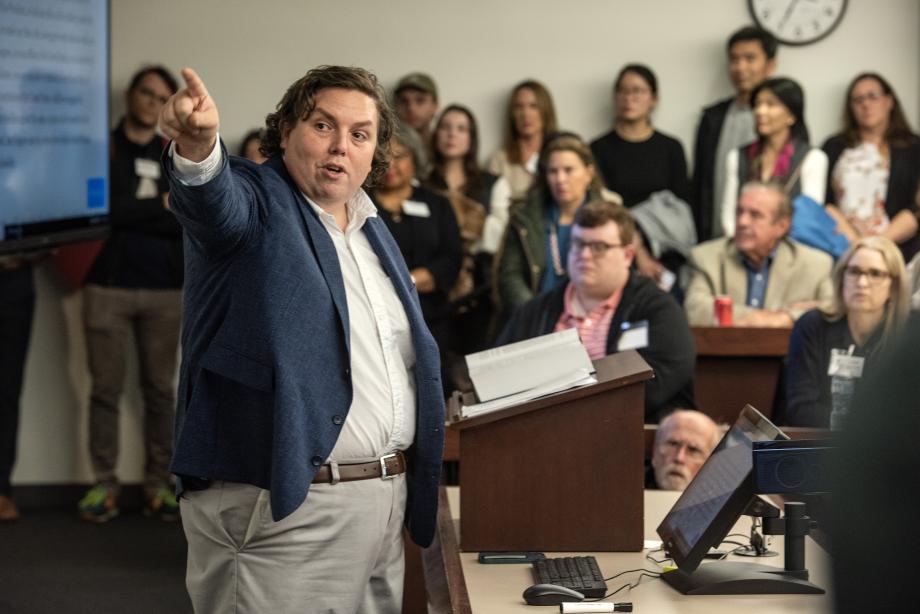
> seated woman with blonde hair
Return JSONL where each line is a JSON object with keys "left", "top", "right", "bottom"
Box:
{"left": 781, "top": 236, "right": 909, "bottom": 428}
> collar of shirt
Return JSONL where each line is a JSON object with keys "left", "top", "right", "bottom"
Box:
{"left": 741, "top": 248, "right": 777, "bottom": 275}
{"left": 302, "top": 188, "right": 378, "bottom": 234}
{"left": 560, "top": 281, "right": 623, "bottom": 321}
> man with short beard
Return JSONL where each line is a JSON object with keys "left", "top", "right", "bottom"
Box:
{"left": 649, "top": 409, "right": 721, "bottom": 491}
{"left": 78, "top": 65, "right": 183, "bottom": 523}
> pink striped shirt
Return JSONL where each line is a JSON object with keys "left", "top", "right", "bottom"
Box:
{"left": 554, "top": 282, "right": 622, "bottom": 360}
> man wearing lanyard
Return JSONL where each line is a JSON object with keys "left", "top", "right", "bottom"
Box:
{"left": 159, "top": 65, "right": 444, "bottom": 613}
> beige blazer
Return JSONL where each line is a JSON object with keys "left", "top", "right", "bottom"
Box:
{"left": 684, "top": 237, "right": 834, "bottom": 325}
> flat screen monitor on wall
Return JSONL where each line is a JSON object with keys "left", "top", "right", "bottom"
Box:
{"left": 0, "top": 0, "right": 109, "bottom": 256}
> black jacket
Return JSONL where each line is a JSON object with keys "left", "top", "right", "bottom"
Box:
{"left": 497, "top": 273, "right": 696, "bottom": 422}
{"left": 691, "top": 98, "right": 733, "bottom": 241}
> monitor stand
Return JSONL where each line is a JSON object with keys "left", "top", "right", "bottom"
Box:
{"left": 664, "top": 500, "right": 825, "bottom": 595}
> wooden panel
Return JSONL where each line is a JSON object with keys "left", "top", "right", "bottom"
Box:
{"left": 459, "top": 379, "right": 645, "bottom": 552}
{"left": 693, "top": 326, "right": 791, "bottom": 356}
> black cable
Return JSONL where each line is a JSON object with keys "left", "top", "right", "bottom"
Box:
{"left": 601, "top": 567, "right": 663, "bottom": 583}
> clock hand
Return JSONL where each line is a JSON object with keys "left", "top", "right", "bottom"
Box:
{"left": 778, "top": 0, "right": 802, "bottom": 31}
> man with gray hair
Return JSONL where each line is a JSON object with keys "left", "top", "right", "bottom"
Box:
{"left": 684, "top": 181, "right": 833, "bottom": 327}
{"left": 159, "top": 65, "right": 444, "bottom": 612}
{"left": 649, "top": 409, "right": 721, "bottom": 490}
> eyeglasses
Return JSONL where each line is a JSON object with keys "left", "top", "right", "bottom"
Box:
{"left": 660, "top": 439, "right": 707, "bottom": 462}
{"left": 850, "top": 91, "right": 885, "bottom": 106}
{"left": 615, "top": 87, "right": 651, "bottom": 98}
{"left": 843, "top": 266, "right": 891, "bottom": 284}
{"left": 570, "top": 238, "right": 623, "bottom": 256}
{"left": 135, "top": 85, "right": 170, "bottom": 105}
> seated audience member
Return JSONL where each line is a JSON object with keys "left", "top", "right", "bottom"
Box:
{"left": 684, "top": 181, "right": 834, "bottom": 327}
{"left": 822, "top": 72, "right": 920, "bottom": 260}
{"left": 693, "top": 26, "right": 778, "bottom": 240}
{"left": 721, "top": 77, "right": 828, "bottom": 237}
{"left": 487, "top": 80, "right": 558, "bottom": 200}
{"left": 497, "top": 199, "right": 695, "bottom": 421}
{"left": 394, "top": 72, "right": 439, "bottom": 155}
{"left": 649, "top": 409, "right": 721, "bottom": 490}
{"left": 371, "top": 123, "right": 462, "bottom": 372}
{"left": 238, "top": 128, "right": 267, "bottom": 163}
{"left": 495, "top": 134, "right": 609, "bottom": 317}
{"left": 425, "top": 105, "right": 512, "bottom": 355}
{"left": 590, "top": 64, "right": 690, "bottom": 209}
{"left": 781, "top": 236, "right": 908, "bottom": 428}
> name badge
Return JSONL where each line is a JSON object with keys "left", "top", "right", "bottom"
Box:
{"left": 828, "top": 347, "right": 864, "bottom": 379}
{"left": 617, "top": 320, "right": 649, "bottom": 351}
{"left": 134, "top": 158, "right": 161, "bottom": 180}
{"left": 401, "top": 200, "right": 431, "bottom": 218}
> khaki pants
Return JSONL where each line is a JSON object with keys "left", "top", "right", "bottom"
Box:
{"left": 180, "top": 476, "right": 407, "bottom": 614}
{"left": 83, "top": 284, "right": 181, "bottom": 488}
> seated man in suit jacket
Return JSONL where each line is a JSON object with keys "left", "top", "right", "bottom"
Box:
{"left": 497, "top": 199, "right": 695, "bottom": 422}
{"left": 685, "top": 181, "right": 834, "bottom": 327}
{"left": 159, "top": 66, "right": 444, "bottom": 613}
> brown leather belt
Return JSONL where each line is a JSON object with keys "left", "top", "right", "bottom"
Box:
{"left": 312, "top": 452, "right": 407, "bottom": 484}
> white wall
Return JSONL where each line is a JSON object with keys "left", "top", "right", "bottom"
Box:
{"left": 14, "top": 0, "right": 919, "bottom": 484}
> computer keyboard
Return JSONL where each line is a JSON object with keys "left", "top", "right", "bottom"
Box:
{"left": 532, "top": 556, "right": 608, "bottom": 598}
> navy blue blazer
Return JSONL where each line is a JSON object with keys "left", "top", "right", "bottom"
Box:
{"left": 164, "top": 145, "right": 445, "bottom": 547}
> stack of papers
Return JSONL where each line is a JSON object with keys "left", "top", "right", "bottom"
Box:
{"left": 462, "top": 329, "right": 597, "bottom": 419}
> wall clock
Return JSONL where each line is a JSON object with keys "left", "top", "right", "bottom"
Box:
{"left": 748, "top": 0, "right": 848, "bottom": 46}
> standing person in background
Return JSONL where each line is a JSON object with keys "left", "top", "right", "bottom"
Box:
{"left": 371, "top": 122, "right": 462, "bottom": 386}
{"left": 0, "top": 258, "right": 35, "bottom": 522}
{"left": 720, "top": 77, "right": 828, "bottom": 237}
{"left": 822, "top": 72, "right": 920, "bottom": 261}
{"left": 590, "top": 63, "right": 690, "bottom": 209}
{"left": 692, "top": 26, "right": 778, "bottom": 241}
{"left": 394, "top": 72, "right": 439, "bottom": 163}
{"left": 495, "top": 134, "right": 609, "bottom": 318}
{"left": 487, "top": 80, "right": 558, "bottom": 200}
{"left": 425, "top": 105, "right": 511, "bottom": 358}
{"left": 238, "top": 128, "right": 268, "bottom": 164}
{"left": 77, "top": 65, "right": 183, "bottom": 523}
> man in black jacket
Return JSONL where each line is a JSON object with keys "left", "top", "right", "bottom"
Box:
{"left": 497, "top": 200, "right": 695, "bottom": 422}
{"left": 692, "top": 26, "right": 777, "bottom": 241}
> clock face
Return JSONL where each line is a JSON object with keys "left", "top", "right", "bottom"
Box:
{"left": 749, "top": 0, "right": 848, "bottom": 46}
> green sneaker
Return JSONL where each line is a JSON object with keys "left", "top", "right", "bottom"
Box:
{"left": 145, "top": 487, "right": 180, "bottom": 522}
{"left": 78, "top": 484, "right": 119, "bottom": 523}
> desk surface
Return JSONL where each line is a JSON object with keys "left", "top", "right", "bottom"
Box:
{"left": 440, "top": 487, "right": 832, "bottom": 613}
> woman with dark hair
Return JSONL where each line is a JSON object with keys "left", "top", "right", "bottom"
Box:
{"left": 495, "top": 133, "right": 618, "bottom": 316}
{"left": 487, "top": 80, "right": 558, "bottom": 200}
{"left": 590, "top": 63, "right": 690, "bottom": 209}
{"left": 425, "top": 105, "right": 512, "bottom": 357}
{"left": 822, "top": 72, "right": 920, "bottom": 260}
{"left": 237, "top": 128, "right": 267, "bottom": 163}
{"left": 781, "top": 236, "right": 909, "bottom": 428}
{"left": 371, "top": 122, "right": 462, "bottom": 368}
{"left": 720, "top": 77, "right": 828, "bottom": 236}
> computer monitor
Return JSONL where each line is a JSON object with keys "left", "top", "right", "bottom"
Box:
{"left": 655, "top": 405, "right": 822, "bottom": 594}
{"left": 0, "top": 0, "right": 110, "bottom": 255}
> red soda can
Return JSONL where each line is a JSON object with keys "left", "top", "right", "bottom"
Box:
{"left": 714, "top": 295, "right": 733, "bottom": 327}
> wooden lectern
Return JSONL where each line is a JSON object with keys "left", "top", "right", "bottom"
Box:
{"left": 452, "top": 350, "right": 653, "bottom": 552}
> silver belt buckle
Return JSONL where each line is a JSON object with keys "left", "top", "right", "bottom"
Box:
{"left": 379, "top": 452, "right": 399, "bottom": 480}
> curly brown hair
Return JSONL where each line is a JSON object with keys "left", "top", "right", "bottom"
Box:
{"left": 261, "top": 65, "right": 396, "bottom": 187}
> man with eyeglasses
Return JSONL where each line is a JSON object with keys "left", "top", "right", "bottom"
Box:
{"left": 78, "top": 65, "right": 183, "bottom": 523}
{"left": 684, "top": 181, "right": 834, "bottom": 327}
{"left": 649, "top": 409, "right": 721, "bottom": 491}
{"left": 497, "top": 199, "right": 695, "bottom": 421}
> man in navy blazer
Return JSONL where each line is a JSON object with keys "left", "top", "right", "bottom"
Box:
{"left": 159, "top": 66, "right": 444, "bottom": 612}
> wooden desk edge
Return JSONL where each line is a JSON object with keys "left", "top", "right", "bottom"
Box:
{"left": 437, "top": 486, "right": 472, "bottom": 613}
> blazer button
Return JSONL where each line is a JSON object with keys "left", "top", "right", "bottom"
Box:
{"left": 311, "top": 456, "right": 323, "bottom": 467}
{"left": 332, "top": 415, "right": 344, "bottom": 425}
{"left": 344, "top": 368, "right": 350, "bottom": 376}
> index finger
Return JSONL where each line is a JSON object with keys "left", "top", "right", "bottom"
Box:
{"left": 181, "top": 67, "right": 209, "bottom": 99}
